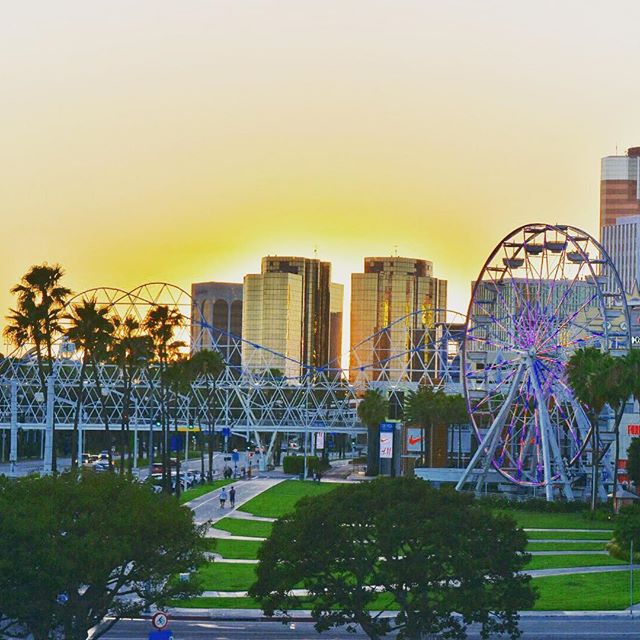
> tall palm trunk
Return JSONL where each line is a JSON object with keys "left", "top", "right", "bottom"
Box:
{"left": 71, "top": 359, "right": 88, "bottom": 470}
{"left": 91, "top": 355, "right": 113, "bottom": 470}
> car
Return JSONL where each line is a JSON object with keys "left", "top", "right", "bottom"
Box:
{"left": 81, "top": 453, "right": 91, "bottom": 466}
{"left": 92, "top": 460, "right": 110, "bottom": 473}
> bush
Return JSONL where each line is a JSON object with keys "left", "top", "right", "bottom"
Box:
{"left": 609, "top": 504, "right": 640, "bottom": 561}
{"left": 282, "top": 455, "right": 328, "bottom": 475}
{"left": 477, "top": 494, "right": 613, "bottom": 517}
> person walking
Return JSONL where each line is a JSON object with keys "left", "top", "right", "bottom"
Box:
{"left": 229, "top": 485, "right": 236, "bottom": 509}
{"left": 219, "top": 487, "right": 228, "bottom": 509}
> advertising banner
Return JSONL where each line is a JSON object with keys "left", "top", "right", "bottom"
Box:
{"left": 379, "top": 422, "right": 395, "bottom": 459}
{"left": 406, "top": 427, "right": 424, "bottom": 453}
{"left": 315, "top": 432, "right": 325, "bottom": 450}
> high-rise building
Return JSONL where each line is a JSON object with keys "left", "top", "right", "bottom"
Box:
{"left": 350, "top": 257, "right": 447, "bottom": 384}
{"left": 601, "top": 215, "right": 640, "bottom": 294}
{"left": 601, "top": 147, "right": 640, "bottom": 229}
{"left": 191, "top": 282, "right": 243, "bottom": 365}
{"left": 242, "top": 256, "right": 344, "bottom": 377}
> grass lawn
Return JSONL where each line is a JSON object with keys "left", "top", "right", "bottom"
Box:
{"left": 526, "top": 530, "right": 612, "bottom": 540}
{"left": 197, "top": 562, "right": 257, "bottom": 591}
{"left": 170, "top": 596, "right": 262, "bottom": 609}
{"left": 527, "top": 541, "right": 606, "bottom": 552}
{"left": 496, "top": 510, "right": 614, "bottom": 530}
{"left": 205, "top": 538, "right": 262, "bottom": 560}
{"left": 180, "top": 479, "right": 233, "bottom": 505}
{"left": 215, "top": 518, "right": 273, "bottom": 538}
{"left": 533, "top": 571, "right": 640, "bottom": 610}
{"left": 526, "top": 554, "right": 625, "bottom": 570}
{"left": 241, "top": 480, "right": 339, "bottom": 518}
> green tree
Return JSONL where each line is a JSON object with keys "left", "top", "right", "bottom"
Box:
{"left": 627, "top": 438, "right": 640, "bottom": 488}
{"left": 357, "top": 389, "right": 388, "bottom": 476}
{"left": 566, "top": 347, "right": 613, "bottom": 510}
{"left": 65, "top": 298, "right": 114, "bottom": 470}
{"left": 4, "top": 263, "right": 72, "bottom": 473}
{"left": 143, "top": 305, "right": 185, "bottom": 492}
{"left": 189, "top": 349, "right": 225, "bottom": 481}
{"left": 109, "top": 315, "right": 154, "bottom": 474}
{"left": 0, "top": 472, "right": 205, "bottom": 640}
{"left": 250, "top": 478, "right": 534, "bottom": 640}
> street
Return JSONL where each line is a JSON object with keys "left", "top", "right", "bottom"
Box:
{"left": 102, "top": 616, "right": 640, "bottom": 639}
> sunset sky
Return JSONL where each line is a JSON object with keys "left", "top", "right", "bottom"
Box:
{"left": 3, "top": 1, "right": 640, "bottom": 354}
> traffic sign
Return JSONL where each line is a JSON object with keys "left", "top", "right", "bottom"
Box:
{"left": 148, "top": 632, "right": 173, "bottom": 640}
{"left": 222, "top": 427, "right": 231, "bottom": 437}
{"left": 151, "top": 611, "right": 169, "bottom": 630}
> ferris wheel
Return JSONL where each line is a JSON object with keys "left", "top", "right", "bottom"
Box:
{"left": 455, "top": 223, "right": 630, "bottom": 501}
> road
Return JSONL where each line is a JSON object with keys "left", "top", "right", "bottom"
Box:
{"left": 102, "top": 616, "right": 640, "bottom": 639}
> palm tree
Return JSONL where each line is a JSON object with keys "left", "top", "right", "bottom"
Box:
{"left": 566, "top": 347, "right": 612, "bottom": 510}
{"left": 357, "top": 389, "right": 389, "bottom": 476}
{"left": 405, "top": 386, "right": 449, "bottom": 467}
{"left": 4, "top": 264, "right": 71, "bottom": 473}
{"left": 109, "top": 315, "right": 154, "bottom": 474}
{"left": 189, "top": 349, "right": 225, "bottom": 481}
{"left": 143, "top": 304, "right": 185, "bottom": 493}
{"left": 65, "top": 298, "right": 114, "bottom": 469}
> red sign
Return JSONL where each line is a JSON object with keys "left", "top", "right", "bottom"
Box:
{"left": 628, "top": 425, "right": 640, "bottom": 436}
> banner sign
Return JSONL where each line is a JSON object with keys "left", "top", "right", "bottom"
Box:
{"left": 315, "top": 432, "right": 325, "bottom": 450}
{"left": 406, "top": 427, "right": 424, "bottom": 453}
{"left": 379, "top": 422, "right": 395, "bottom": 459}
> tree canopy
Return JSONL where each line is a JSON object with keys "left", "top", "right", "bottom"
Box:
{"left": 249, "top": 478, "right": 535, "bottom": 640}
{"left": 0, "top": 472, "right": 205, "bottom": 640}
{"left": 357, "top": 390, "right": 389, "bottom": 476}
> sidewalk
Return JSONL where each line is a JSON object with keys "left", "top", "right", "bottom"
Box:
{"left": 187, "top": 478, "right": 283, "bottom": 526}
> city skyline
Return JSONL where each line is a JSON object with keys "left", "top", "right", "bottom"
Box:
{"left": 4, "top": 1, "right": 640, "bottom": 348}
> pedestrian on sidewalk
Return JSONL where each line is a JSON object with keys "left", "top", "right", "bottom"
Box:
{"left": 229, "top": 485, "right": 236, "bottom": 508}
{"left": 219, "top": 487, "right": 228, "bottom": 509}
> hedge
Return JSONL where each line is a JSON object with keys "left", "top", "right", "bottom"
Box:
{"left": 282, "top": 455, "right": 329, "bottom": 475}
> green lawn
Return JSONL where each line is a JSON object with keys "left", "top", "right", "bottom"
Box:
{"left": 526, "top": 554, "right": 624, "bottom": 571}
{"left": 526, "top": 530, "right": 612, "bottom": 540}
{"left": 197, "top": 562, "right": 257, "bottom": 591}
{"left": 170, "top": 596, "right": 262, "bottom": 609}
{"left": 527, "top": 541, "right": 606, "bottom": 552}
{"left": 180, "top": 480, "right": 233, "bottom": 505}
{"left": 215, "top": 518, "right": 273, "bottom": 538}
{"left": 533, "top": 571, "right": 640, "bottom": 610}
{"left": 205, "top": 538, "right": 262, "bottom": 560}
{"left": 240, "top": 480, "right": 339, "bottom": 519}
{"left": 496, "top": 510, "right": 614, "bottom": 530}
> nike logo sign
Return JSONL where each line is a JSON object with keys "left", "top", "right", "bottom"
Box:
{"left": 408, "top": 436, "right": 422, "bottom": 445}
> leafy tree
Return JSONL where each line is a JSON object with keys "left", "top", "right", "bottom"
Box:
{"left": 189, "top": 349, "right": 225, "bottom": 481}
{"left": 0, "top": 472, "right": 205, "bottom": 640}
{"left": 143, "top": 304, "right": 185, "bottom": 492}
{"left": 109, "top": 315, "right": 154, "bottom": 474}
{"left": 4, "top": 263, "right": 72, "bottom": 472}
{"left": 357, "top": 389, "right": 388, "bottom": 476}
{"left": 65, "top": 298, "right": 114, "bottom": 470}
{"left": 566, "top": 347, "right": 613, "bottom": 510}
{"left": 250, "top": 478, "right": 534, "bottom": 640}
{"left": 627, "top": 438, "right": 640, "bottom": 488}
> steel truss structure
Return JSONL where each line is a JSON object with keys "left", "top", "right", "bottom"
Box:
{"left": 456, "top": 224, "right": 631, "bottom": 500}
{"left": 0, "top": 280, "right": 464, "bottom": 473}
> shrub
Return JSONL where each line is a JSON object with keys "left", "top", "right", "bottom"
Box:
{"left": 282, "top": 455, "right": 328, "bottom": 475}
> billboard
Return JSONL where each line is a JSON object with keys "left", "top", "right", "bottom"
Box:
{"left": 315, "top": 432, "right": 325, "bottom": 450}
{"left": 379, "top": 422, "right": 395, "bottom": 459}
{"left": 406, "top": 427, "right": 424, "bottom": 453}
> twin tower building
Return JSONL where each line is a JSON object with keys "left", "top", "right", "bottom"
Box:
{"left": 192, "top": 256, "right": 447, "bottom": 379}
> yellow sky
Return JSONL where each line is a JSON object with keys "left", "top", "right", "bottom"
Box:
{"left": 2, "top": 0, "right": 640, "bottom": 354}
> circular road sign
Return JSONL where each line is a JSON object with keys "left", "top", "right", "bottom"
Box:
{"left": 151, "top": 611, "right": 169, "bottom": 630}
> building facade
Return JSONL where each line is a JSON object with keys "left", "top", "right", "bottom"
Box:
{"left": 601, "top": 147, "right": 640, "bottom": 229}
{"left": 191, "top": 282, "right": 243, "bottom": 366}
{"left": 349, "top": 256, "right": 447, "bottom": 384}
{"left": 242, "top": 256, "right": 344, "bottom": 377}
{"left": 601, "top": 214, "right": 640, "bottom": 295}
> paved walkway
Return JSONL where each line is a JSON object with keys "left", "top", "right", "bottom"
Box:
{"left": 529, "top": 550, "right": 607, "bottom": 556}
{"left": 529, "top": 538, "right": 610, "bottom": 544}
{"left": 527, "top": 564, "right": 640, "bottom": 578}
{"left": 187, "top": 478, "right": 283, "bottom": 526}
{"left": 524, "top": 528, "right": 613, "bottom": 533}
